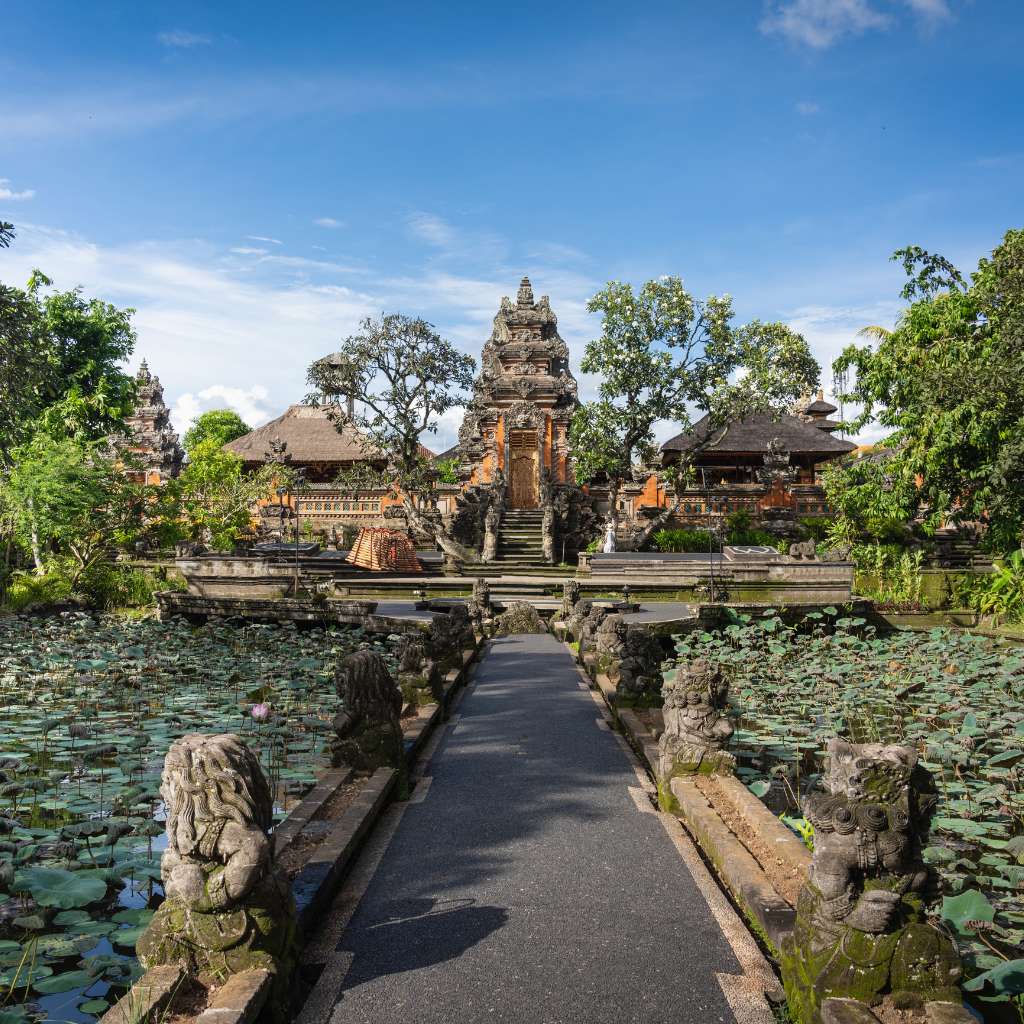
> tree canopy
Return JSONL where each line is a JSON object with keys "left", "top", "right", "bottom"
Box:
{"left": 570, "top": 276, "right": 820, "bottom": 536}
{"left": 833, "top": 231, "right": 1024, "bottom": 552}
{"left": 306, "top": 313, "right": 476, "bottom": 558}
{"left": 182, "top": 409, "right": 251, "bottom": 453}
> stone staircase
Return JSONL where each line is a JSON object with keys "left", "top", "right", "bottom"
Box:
{"left": 496, "top": 509, "right": 545, "bottom": 565}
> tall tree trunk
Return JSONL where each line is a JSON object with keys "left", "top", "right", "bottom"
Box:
{"left": 27, "top": 497, "right": 44, "bottom": 574}
{"left": 402, "top": 497, "right": 474, "bottom": 564}
{"left": 631, "top": 498, "right": 682, "bottom": 551}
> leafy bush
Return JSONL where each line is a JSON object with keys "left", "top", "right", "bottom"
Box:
{"left": 955, "top": 550, "right": 1024, "bottom": 624}
{"left": 798, "top": 517, "right": 831, "bottom": 542}
{"left": 852, "top": 543, "right": 926, "bottom": 609}
{"left": 2, "top": 571, "right": 74, "bottom": 611}
{"left": 652, "top": 528, "right": 720, "bottom": 553}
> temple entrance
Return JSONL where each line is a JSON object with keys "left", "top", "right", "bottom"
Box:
{"left": 508, "top": 430, "right": 539, "bottom": 508}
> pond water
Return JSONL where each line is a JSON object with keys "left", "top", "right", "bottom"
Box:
{"left": 0, "top": 613, "right": 399, "bottom": 1024}
{"left": 672, "top": 612, "right": 1024, "bottom": 1000}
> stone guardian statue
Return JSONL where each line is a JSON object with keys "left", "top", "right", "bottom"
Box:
{"left": 781, "top": 739, "right": 962, "bottom": 1024}
{"left": 137, "top": 734, "right": 296, "bottom": 1019}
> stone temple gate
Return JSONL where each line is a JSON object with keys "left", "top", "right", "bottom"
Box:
{"left": 455, "top": 276, "right": 578, "bottom": 507}
{"left": 449, "top": 277, "right": 596, "bottom": 564}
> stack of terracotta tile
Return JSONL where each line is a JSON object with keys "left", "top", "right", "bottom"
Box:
{"left": 345, "top": 528, "right": 423, "bottom": 573}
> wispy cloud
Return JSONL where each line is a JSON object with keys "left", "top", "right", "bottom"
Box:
{"left": 247, "top": 235, "right": 282, "bottom": 245}
{"left": 0, "top": 178, "right": 35, "bottom": 201}
{"left": 795, "top": 100, "right": 820, "bottom": 115}
{"left": 408, "top": 212, "right": 457, "bottom": 248}
{"left": 229, "top": 246, "right": 268, "bottom": 256}
{"left": 313, "top": 217, "right": 344, "bottom": 229}
{"left": 761, "top": 0, "right": 951, "bottom": 49}
{"left": 158, "top": 30, "right": 212, "bottom": 49}
{"left": 761, "top": 0, "right": 891, "bottom": 48}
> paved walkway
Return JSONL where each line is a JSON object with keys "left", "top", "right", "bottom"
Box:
{"left": 302, "top": 634, "right": 771, "bottom": 1024}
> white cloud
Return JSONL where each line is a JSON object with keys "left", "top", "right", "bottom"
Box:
{"left": 408, "top": 212, "right": 457, "bottom": 249}
{"left": 313, "top": 217, "right": 344, "bottom": 229}
{"left": 247, "top": 235, "right": 282, "bottom": 245}
{"left": 761, "top": 0, "right": 891, "bottom": 48}
{"left": 171, "top": 384, "right": 274, "bottom": 435}
{"left": 158, "top": 30, "right": 212, "bottom": 48}
{"left": 795, "top": 101, "right": 820, "bottom": 115}
{"left": 229, "top": 246, "right": 268, "bottom": 256}
{"left": 0, "top": 178, "right": 35, "bottom": 201}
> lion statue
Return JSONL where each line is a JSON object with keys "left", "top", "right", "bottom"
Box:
{"left": 137, "top": 733, "right": 296, "bottom": 1017}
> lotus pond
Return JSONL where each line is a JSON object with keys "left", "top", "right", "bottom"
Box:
{"left": 0, "top": 613, "right": 399, "bottom": 1024}
{"left": 675, "top": 612, "right": 1024, "bottom": 1008}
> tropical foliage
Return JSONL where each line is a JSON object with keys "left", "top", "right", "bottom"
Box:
{"left": 181, "top": 409, "right": 251, "bottom": 453}
{"left": 570, "top": 276, "right": 820, "bottom": 541}
{"left": 832, "top": 231, "right": 1024, "bottom": 554}
{"left": 306, "top": 314, "right": 476, "bottom": 560}
{"left": 0, "top": 614, "right": 399, "bottom": 1022}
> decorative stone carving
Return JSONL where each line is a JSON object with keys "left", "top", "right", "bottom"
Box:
{"left": 394, "top": 635, "right": 442, "bottom": 707}
{"left": 114, "top": 361, "right": 184, "bottom": 483}
{"left": 758, "top": 436, "right": 797, "bottom": 485}
{"left": 137, "top": 734, "right": 296, "bottom": 1018}
{"left": 483, "top": 504, "right": 501, "bottom": 563}
{"left": 470, "top": 578, "right": 493, "bottom": 633}
{"left": 561, "top": 580, "right": 581, "bottom": 618}
{"left": 332, "top": 651, "right": 403, "bottom": 772}
{"left": 566, "top": 597, "right": 593, "bottom": 643}
{"left": 610, "top": 624, "right": 665, "bottom": 702}
{"left": 789, "top": 539, "right": 818, "bottom": 560}
{"left": 782, "top": 739, "right": 962, "bottom": 1024}
{"left": 428, "top": 606, "right": 475, "bottom": 671}
{"left": 493, "top": 600, "right": 546, "bottom": 635}
{"left": 657, "top": 659, "right": 736, "bottom": 777}
{"left": 577, "top": 602, "right": 611, "bottom": 658}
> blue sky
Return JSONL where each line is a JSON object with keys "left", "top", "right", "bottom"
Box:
{"left": 2, "top": 0, "right": 1022, "bottom": 450}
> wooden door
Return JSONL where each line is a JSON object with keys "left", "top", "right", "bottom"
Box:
{"left": 508, "top": 430, "right": 539, "bottom": 508}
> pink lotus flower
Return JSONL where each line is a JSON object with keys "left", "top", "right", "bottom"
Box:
{"left": 251, "top": 702, "right": 271, "bottom": 722}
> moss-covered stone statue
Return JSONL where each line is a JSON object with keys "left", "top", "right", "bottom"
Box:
{"left": 332, "top": 650, "right": 403, "bottom": 773}
{"left": 428, "top": 606, "right": 474, "bottom": 672}
{"left": 576, "top": 603, "right": 611, "bottom": 658}
{"left": 561, "top": 579, "right": 580, "bottom": 619}
{"left": 394, "top": 634, "right": 443, "bottom": 708}
{"left": 565, "top": 597, "right": 593, "bottom": 644}
{"left": 470, "top": 578, "right": 493, "bottom": 634}
{"left": 781, "top": 739, "right": 962, "bottom": 1024}
{"left": 657, "top": 659, "right": 735, "bottom": 777}
{"left": 493, "top": 600, "right": 546, "bottom": 635}
{"left": 137, "top": 733, "right": 296, "bottom": 1019}
{"left": 594, "top": 615, "right": 664, "bottom": 703}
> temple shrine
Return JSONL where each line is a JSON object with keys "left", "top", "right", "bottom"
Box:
{"left": 454, "top": 277, "right": 579, "bottom": 506}
{"left": 119, "top": 361, "right": 184, "bottom": 485}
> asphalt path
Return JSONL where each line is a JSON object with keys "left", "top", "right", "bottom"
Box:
{"left": 316, "top": 633, "right": 745, "bottom": 1024}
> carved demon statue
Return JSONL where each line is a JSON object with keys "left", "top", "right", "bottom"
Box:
{"left": 137, "top": 734, "right": 296, "bottom": 1016}
{"left": 592, "top": 617, "right": 664, "bottom": 702}
{"left": 332, "top": 650, "right": 403, "bottom": 772}
{"left": 428, "top": 605, "right": 475, "bottom": 671}
{"left": 782, "top": 739, "right": 962, "bottom": 1023}
{"left": 657, "top": 659, "right": 736, "bottom": 778}
{"left": 470, "top": 578, "right": 493, "bottom": 633}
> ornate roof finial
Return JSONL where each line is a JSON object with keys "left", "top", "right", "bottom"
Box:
{"left": 137, "top": 359, "right": 151, "bottom": 383}
{"left": 517, "top": 276, "right": 534, "bottom": 308}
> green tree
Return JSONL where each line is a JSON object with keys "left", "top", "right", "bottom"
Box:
{"left": 571, "top": 277, "right": 820, "bottom": 543}
{"left": 182, "top": 409, "right": 251, "bottom": 452}
{"left": 306, "top": 313, "right": 476, "bottom": 560}
{"left": 172, "top": 438, "right": 277, "bottom": 551}
{"left": 833, "top": 231, "right": 1024, "bottom": 552}
{"left": 0, "top": 435, "right": 141, "bottom": 580}
{"left": 0, "top": 222, "right": 13, "bottom": 248}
